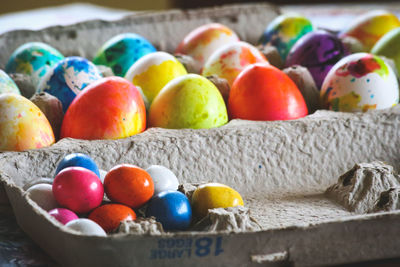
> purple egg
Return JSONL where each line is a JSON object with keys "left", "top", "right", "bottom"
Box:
{"left": 286, "top": 30, "right": 347, "bottom": 89}
{"left": 48, "top": 208, "right": 79, "bottom": 225}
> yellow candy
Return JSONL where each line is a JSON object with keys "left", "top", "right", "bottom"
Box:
{"left": 191, "top": 183, "right": 244, "bottom": 219}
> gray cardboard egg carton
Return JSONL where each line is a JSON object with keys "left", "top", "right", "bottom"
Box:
{"left": 1, "top": 3, "right": 400, "bottom": 267}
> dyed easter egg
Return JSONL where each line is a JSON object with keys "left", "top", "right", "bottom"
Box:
{"left": 202, "top": 41, "right": 268, "bottom": 86}
{"left": 320, "top": 53, "right": 399, "bottom": 112}
{"left": 258, "top": 13, "right": 313, "bottom": 61}
{"left": 176, "top": 23, "right": 239, "bottom": 67}
{"left": 38, "top": 57, "right": 102, "bottom": 112}
{"left": 0, "top": 94, "right": 55, "bottom": 151}
{"left": 125, "top": 52, "right": 187, "bottom": 103}
{"left": 286, "top": 30, "right": 347, "bottom": 88}
{"left": 53, "top": 167, "right": 104, "bottom": 214}
{"left": 26, "top": 183, "right": 58, "bottom": 211}
{"left": 65, "top": 219, "right": 106, "bottom": 236}
{"left": 146, "top": 191, "right": 192, "bottom": 231}
{"left": 55, "top": 153, "right": 100, "bottom": 178}
{"left": 371, "top": 27, "right": 400, "bottom": 73}
{"left": 60, "top": 77, "right": 146, "bottom": 140}
{"left": 48, "top": 208, "right": 78, "bottom": 225}
{"left": 104, "top": 164, "right": 154, "bottom": 209}
{"left": 5, "top": 42, "right": 64, "bottom": 86}
{"left": 0, "top": 69, "right": 20, "bottom": 95}
{"left": 191, "top": 183, "right": 244, "bottom": 219}
{"left": 89, "top": 204, "right": 136, "bottom": 233}
{"left": 228, "top": 63, "right": 308, "bottom": 121}
{"left": 339, "top": 10, "right": 400, "bottom": 52}
{"left": 146, "top": 165, "right": 179, "bottom": 196}
{"left": 149, "top": 74, "right": 228, "bottom": 129}
{"left": 93, "top": 33, "right": 156, "bottom": 77}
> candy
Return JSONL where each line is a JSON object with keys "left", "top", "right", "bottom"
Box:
{"left": 145, "top": 165, "right": 179, "bottom": 196}
{"left": 89, "top": 204, "right": 136, "bottom": 233}
{"left": 48, "top": 208, "right": 78, "bottom": 225}
{"left": 65, "top": 218, "right": 106, "bottom": 236}
{"left": 55, "top": 153, "right": 100, "bottom": 178}
{"left": 26, "top": 183, "right": 58, "bottom": 211}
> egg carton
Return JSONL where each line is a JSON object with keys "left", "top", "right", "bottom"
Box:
{"left": 1, "top": 3, "right": 400, "bottom": 267}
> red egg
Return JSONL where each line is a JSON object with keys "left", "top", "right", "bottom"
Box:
{"left": 60, "top": 76, "right": 146, "bottom": 140}
{"left": 228, "top": 63, "right": 308, "bottom": 121}
{"left": 52, "top": 167, "right": 104, "bottom": 214}
{"left": 88, "top": 204, "right": 136, "bottom": 233}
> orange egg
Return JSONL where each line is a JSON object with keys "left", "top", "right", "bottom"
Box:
{"left": 104, "top": 164, "right": 154, "bottom": 209}
{"left": 88, "top": 204, "right": 136, "bottom": 233}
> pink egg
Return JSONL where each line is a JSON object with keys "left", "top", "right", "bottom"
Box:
{"left": 52, "top": 167, "right": 104, "bottom": 214}
{"left": 48, "top": 208, "right": 79, "bottom": 225}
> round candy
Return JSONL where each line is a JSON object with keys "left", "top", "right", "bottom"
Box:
{"left": 286, "top": 30, "right": 347, "bottom": 88}
{"left": 104, "top": 164, "right": 154, "bottom": 209}
{"left": 60, "top": 77, "right": 146, "bottom": 140}
{"left": 258, "top": 13, "right": 314, "bottom": 61}
{"left": 0, "top": 93, "right": 55, "bottom": 151}
{"left": 146, "top": 165, "right": 179, "bottom": 196}
{"left": 149, "top": 74, "right": 228, "bottom": 129}
{"left": 88, "top": 204, "right": 136, "bottom": 233}
{"left": 320, "top": 53, "right": 399, "bottom": 112}
{"left": 0, "top": 69, "right": 20, "bottom": 95}
{"left": 52, "top": 167, "right": 104, "bottom": 214}
{"left": 228, "top": 63, "right": 308, "bottom": 121}
{"left": 146, "top": 191, "right": 192, "bottom": 231}
{"left": 5, "top": 42, "right": 64, "bottom": 86}
{"left": 125, "top": 51, "right": 187, "bottom": 103}
{"left": 202, "top": 41, "right": 268, "bottom": 86}
{"left": 191, "top": 183, "right": 244, "bottom": 219}
{"left": 93, "top": 33, "right": 156, "bottom": 77}
{"left": 26, "top": 183, "right": 58, "bottom": 211}
{"left": 371, "top": 27, "right": 400, "bottom": 73}
{"left": 65, "top": 218, "right": 106, "bottom": 236}
{"left": 38, "top": 56, "right": 102, "bottom": 112}
{"left": 55, "top": 153, "right": 100, "bottom": 178}
{"left": 48, "top": 208, "right": 78, "bottom": 225}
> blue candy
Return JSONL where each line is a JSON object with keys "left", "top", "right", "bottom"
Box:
{"left": 55, "top": 153, "right": 100, "bottom": 178}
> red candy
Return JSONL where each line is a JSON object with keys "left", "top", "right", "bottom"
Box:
{"left": 88, "top": 204, "right": 136, "bottom": 233}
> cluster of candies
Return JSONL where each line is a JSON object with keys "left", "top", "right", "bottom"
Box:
{"left": 25, "top": 153, "right": 244, "bottom": 235}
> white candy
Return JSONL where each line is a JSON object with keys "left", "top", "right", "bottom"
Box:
{"left": 99, "top": 169, "right": 108, "bottom": 184}
{"left": 26, "top": 183, "right": 58, "bottom": 211}
{"left": 65, "top": 219, "right": 106, "bottom": 236}
{"left": 146, "top": 165, "right": 179, "bottom": 196}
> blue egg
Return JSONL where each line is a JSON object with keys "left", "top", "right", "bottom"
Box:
{"left": 38, "top": 57, "right": 102, "bottom": 112}
{"left": 146, "top": 191, "right": 192, "bottom": 231}
{"left": 55, "top": 153, "right": 100, "bottom": 178}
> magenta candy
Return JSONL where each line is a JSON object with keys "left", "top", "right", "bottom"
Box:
{"left": 48, "top": 208, "right": 79, "bottom": 225}
{"left": 52, "top": 166, "right": 104, "bottom": 214}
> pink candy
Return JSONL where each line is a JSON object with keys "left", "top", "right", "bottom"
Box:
{"left": 48, "top": 208, "right": 79, "bottom": 225}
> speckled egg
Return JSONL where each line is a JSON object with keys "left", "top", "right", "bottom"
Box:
{"left": 202, "top": 41, "right": 268, "bottom": 86}
{"left": 5, "top": 42, "right": 64, "bottom": 86}
{"left": 286, "top": 30, "right": 347, "bottom": 88}
{"left": 371, "top": 27, "right": 400, "bottom": 73}
{"left": 176, "top": 23, "right": 239, "bottom": 67}
{"left": 0, "top": 69, "right": 20, "bottom": 95}
{"left": 339, "top": 10, "right": 400, "bottom": 51}
{"left": 125, "top": 52, "right": 187, "bottom": 103}
{"left": 258, "top": 13, "right": 314, "bottom": 61}
{"left": 320, "top": 53, "right": 399, "bottom": 112}
{"left": 38, "top": 57, "right": 102, "bottom": 112}
{"left": 93, "top": 33, "right": 156, "bottom": 77}
{"left": 0, "top": 94, "right": 55, "bottom": 151}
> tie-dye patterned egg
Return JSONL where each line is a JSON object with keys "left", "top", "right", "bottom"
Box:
{"left": 202, "top": 41, "right": 268, "bottom": 86}
{"left": 5, "top": 42, "right": 64, "bottom": 86}
{"left": 339, "top": 10, "right": 400, "bottom": 52}
{"left": 125, "top": 52, "right": 187, "bottom": 104}
{"left": 0, "top": 70, "right": 20, "bottom": 95}
{"left": 176, "top": 23, "right": 239, "bottom": 67}
{"left": 320, "top": 53, "right": 399, "bottom": 112}
{"left": 93, "top": 33, "right": 156, "bottom": 77}
{"left": 258, "top": 13, "right": 314, "bottom": 61}
{"left": 371, "top": 27, "right": 400, "bottom": 73}
{"left": 0, "top": 93, "right": 55, "bottom": 151}
{"left": 38, "top": 57, "right": 102, "bottom": 112}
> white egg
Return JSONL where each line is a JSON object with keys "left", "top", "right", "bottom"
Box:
{"left": 26, "top": 183, "right": 58, "bottom": 211}
{"left": 146, "top": 165, "right": 179, "bottom": 196}
{"left": 65, "top": 218, "right": 106, "bottom": 236}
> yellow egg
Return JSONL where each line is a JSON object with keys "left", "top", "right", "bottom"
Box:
{"left": 191, "top": 183, "right": 244, "bottom": 219}
{"left": 0, "top": 93, "right": 55, "bottom": 151}
{"left": 125, "top": 52, "right": 187, "bottom": 103}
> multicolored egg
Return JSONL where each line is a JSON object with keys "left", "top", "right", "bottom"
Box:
{"left": 339, "top": 10, "right": 400, "bottom": 52}
{"left": 93, "top": 33, "right": 156, "bottom": 77}
{"left": 258, "top": 13, "right": 314, "bottom": 61}
{"left": 176, "top": 23, "right": 239, "bottom": 67}
{"left": 5, "top": 42, "right": 64, "bottom": 86}
{"left": 286, "top": 30, "right": 347, "bottom": 88}
{"left": 125, "top": 52, "right": 187, "bottom": 103}
{"left": 38, "top": 57, "right": 102, "bottom": 112}
{"left": 371, "top": 27, "right": 400, "bottom": 73}
{"left": 0, "top": 94, "right": 55, "bottom": 151}
{"left": 0, "top": 69, "right": 20, "bottom": 95}
{"left": 202, "top": 41, "right": 268, "bottom": 86}
{"left": 320, "top": 53, "right": 399, "bottom": 112}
